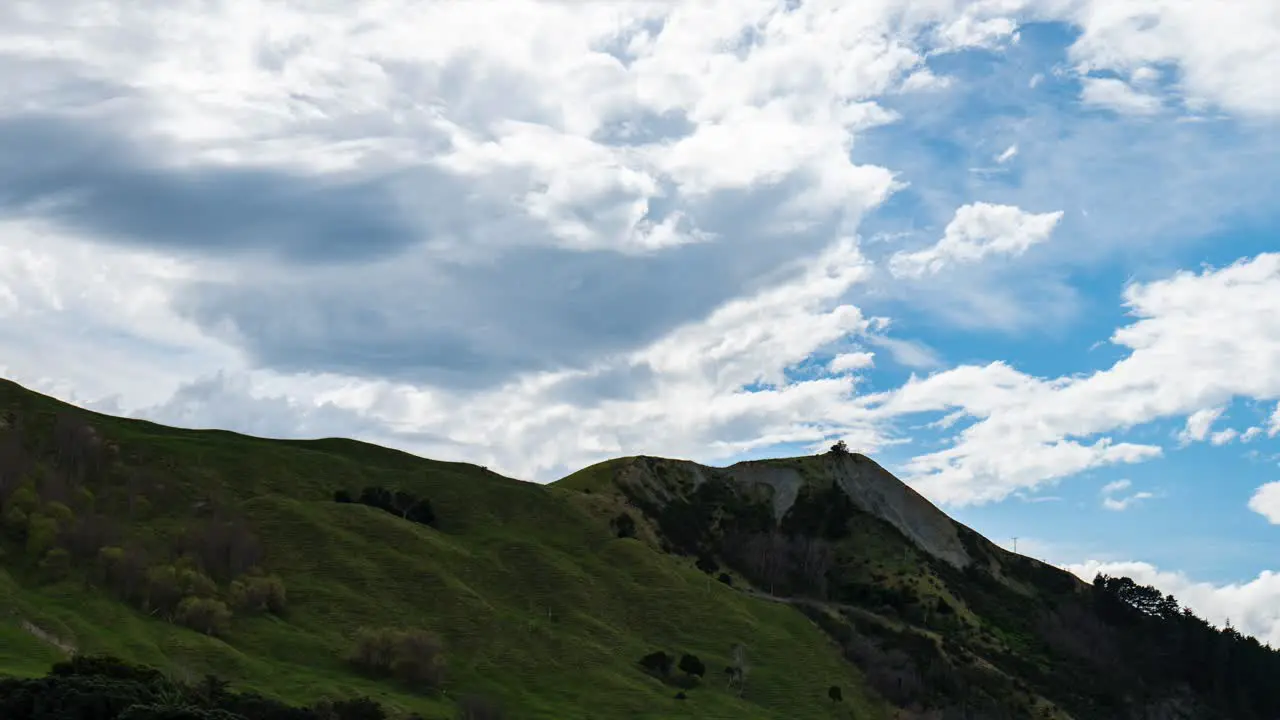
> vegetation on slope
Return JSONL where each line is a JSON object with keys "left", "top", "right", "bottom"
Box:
{"left": 0, "top": 378, "right": 883, "bottom": 719}
{"left": 562, "top": 447, "right": 1280, "bottom": 719}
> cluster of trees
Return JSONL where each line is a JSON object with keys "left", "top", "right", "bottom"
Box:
{"left": 0, "top": 655, "right": 396, "bottom": 720}
{"left": 348, "top": 627, "right": 446, "bottom": 691}
{"left": 638, "top": 650, "right": 706, "bottom": 687}
{"left": 0, "top": 411, "right": 286, "bottom": 638}
{"left": 1091, "top": 572, "right": 1280, "bottom": 718}
{"left": 334, "top": 487, "right": 436, "bottom": 528}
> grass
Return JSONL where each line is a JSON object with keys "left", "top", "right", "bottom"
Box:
{"left": 0, "top": 379, "right": 888, "bottom": 719}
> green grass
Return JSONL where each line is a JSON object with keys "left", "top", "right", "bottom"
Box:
{"left": 0, "top": 379, "right": 888, "bottom": 719}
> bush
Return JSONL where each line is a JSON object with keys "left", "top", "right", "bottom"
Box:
{"left": 38, "top": 547, "right": 71, "bottom": 582}
{"left": 146, "top": 565, "right": 185, "bottom": 614}
{"left": 389, "top": 629, "right": 445, "bottom": 688}
{"left": 3, "top": 505, "right": 27, "bottom": 540}
{"left": 25, "top": 513, "right": 59, "bottom": 557}
{"left": 175, "top": 596, "right": 232, "bottom": 637}
{"left": 717, "top": 572, "right": 733, "bottom": 586}
{"left": 639, "top": 650, "right": 673, "bottom": 677}
{"left": 828, "top": 685, "right": 843, "bottom": 702}
{"left": 230, "top": 574, "right": 288, "bottom": 615}
{"left": 611, "top": 512, "right": 636, "bottom": 539}
{"left": 678, "top": 653, "right": 706, "bottom": 679}
{"left": 350, "top": 627, "right": 445, "bottom": 690}
{"left": 333, "top": 489, "right": 353, "bottom": 503}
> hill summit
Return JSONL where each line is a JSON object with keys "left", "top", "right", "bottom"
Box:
{"left": 1, "top": 377, "right": 1279, "bottom": 719}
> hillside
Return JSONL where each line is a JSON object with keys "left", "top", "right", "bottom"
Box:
{"left": 1, "top": 378, "right": 1278, "bottom": 719}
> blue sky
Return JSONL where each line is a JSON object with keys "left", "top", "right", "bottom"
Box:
{"left": 2, "top": 0, "right": 1280, "bottom": 642}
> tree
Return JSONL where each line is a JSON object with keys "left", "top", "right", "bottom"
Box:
{"left": 639, "top": 650, "right": 673, "bottom": 678}
{"left": 828, "top": 440, "right": 850, "bottom": 456}
{"left": 678, "top": 653, "right": 706, "bottom": 680}
{"left": 828, "top": 685, "right": 843, "bottom": 702}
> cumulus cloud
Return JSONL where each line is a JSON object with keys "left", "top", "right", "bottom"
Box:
{"left": 1059, "top": 0, "right": 1280, "bottom": 117}
{"left": 1248, "top": 481, "right": 1280, "bottom": 524}
{"left": 1067, "top": 560, "right": 1280, "bottom": 647}
{"left": 888, "top": 202, "right": 1064, "bottom": 278}
{"left": 874, "top": 253, "right": 1280, "bottom": 506}
{"left": 830, "top": 351, "right": 876, "bottom": 373}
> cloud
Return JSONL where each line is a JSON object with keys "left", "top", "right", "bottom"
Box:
{"left": 1248, "top": 482, "right": 1280, "bottom": 524}
{"left": 889, "top": 202, "right": 1064, "bottom": 278}
{"left": 1099, "top": 478, "right": 1154, "bottom": 511}
{"left": 995, "top": 144, "right": 1019, "bottom": 163}
{"left": 1066, "top": 560, "right": 1280, "bottom": 647}
{"left": 1178, "top": 406, "right": 1225, "bottom": 444}
{"left": 1079, "top": 76, "right": 1162, "bottom": 115}
{"left": 873, "top": 253, "right": 1280, "bottom": 506}
{"left": 1058, "top": 0, "right": 1280, "bottom": 117}
{"left": 1270, "top": 404, "right": 1280, "bottom": 437}
{"left": 830, "top": 351, "right": 876, "bottom": 373}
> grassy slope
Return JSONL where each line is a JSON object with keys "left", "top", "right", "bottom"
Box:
{"left": 0, "top": 380, "right": 887, "bottom": 720}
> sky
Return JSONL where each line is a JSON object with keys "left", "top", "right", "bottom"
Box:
{"left": 2, "top": 0, "right": 1280, "bottom": 643}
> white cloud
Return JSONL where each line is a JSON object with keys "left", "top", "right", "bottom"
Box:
{"left": 874, "top": 253, "right": 1280, "bottom": 506}
{"left": 1241, "top": 426, "right": 1264, "bottom": 443}
{"left": 1179, "top": 406, "right": 1225, "bottom": 444}
{"left": 1059, "top": 0, "right": 1280, "bottom": 117}
{"left": 1270, "top": 404, "right": 1280, "bottom": 437}
{"left": 1210, "top": 428, "right": 1239, "bottom": 446}
{"left": 889, "top": 202, "right": 1064, "bottom": 278}
{"left": 1067, "top": 560, "right": 1280, "bottom": 647}
{"left": 1099, "top": 478, "right": 1154, "bottom": 511}
{"left": 830, "top": 351, "right": 876, "bottom": 373}
{"left": 995, "top": 144, "right": 1019, "bottom": 163}
{"left": 1248, "top": 481, "right": 1280, "bottom": 524}
{"left": 1079, "top": 76, "right": 1163, "bottom": 115}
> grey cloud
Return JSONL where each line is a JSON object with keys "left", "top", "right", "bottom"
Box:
{"left": 178, "top": 171, "right": 846, "bottom": 390}
{"left": 0, "top": 112, "right": 443, "bottom": 264}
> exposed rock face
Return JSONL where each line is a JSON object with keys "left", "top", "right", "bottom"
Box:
{"left": 825, "top": 454, "right": 972, "bottom": 569}
{"left": 715, "top": 454, "right": 971, "bottom": 568}
{"left": 615, "top": 451, "right": 973, "bottom": 569}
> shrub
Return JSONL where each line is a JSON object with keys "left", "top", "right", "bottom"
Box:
{"left": 146, "top": 565, "right": 185, "bottom": 614}
{"left": 38, "top": 547, "right": 72, "bottom": 582}
{"left": 717, "top": 572, "right": 733, "bottom": 586}
{"left": 828, "top": 685, "right": 843, "bottom": 702}
{"left": 3, "top": 505, "right": 27, "bottom": 540}
{"left": 230, "top": 574, "right": 288, "bottom": 615}
{"left": 828, "top": 440, "right": 850, "bottom": 456}
{"left": 350, "top": 628, "right": 399, "bottom": 674}
{"left": 8, "top": 483, "right": 38, "bottom": 514}
{"left": 175, "top": 596, "right": 232, "bottom": 637}
{"left": 639, "top": 650, "right": 673, "bottom": 677}
{"left": 350, "top": 627, "right": 446, "bottom": 690}
{"left": 695, "top": 554, "right": 719, "bottom": 574}
{"left": 389, "top": 629, "right": 445, "bottom": 688}
{"left": 678, "top": 653, "right": 706, "bottom": 679}
{"left": 611, "top": 512, "right": 637, "bottom": 539}
{"left": 333, "top": 489, "right": 353, "bottom": 503}
{"left": 25, "top": 513, "right": 59, "bottom": 557}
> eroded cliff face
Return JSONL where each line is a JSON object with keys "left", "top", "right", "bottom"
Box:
{"left": 713, "top": 454, "right": 973, "bottom": 568}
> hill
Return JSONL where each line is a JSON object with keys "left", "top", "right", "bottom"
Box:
{"left": 1, "top": 377, "right": 1278, "bottom": 719}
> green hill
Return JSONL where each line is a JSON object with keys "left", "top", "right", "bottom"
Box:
{"left": 2, "top": 377, "right": 1279, "bottom": 719}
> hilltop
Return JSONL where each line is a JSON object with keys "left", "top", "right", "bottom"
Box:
{"left": 1, "top": 377, "right": 1278, "bottom": 719}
